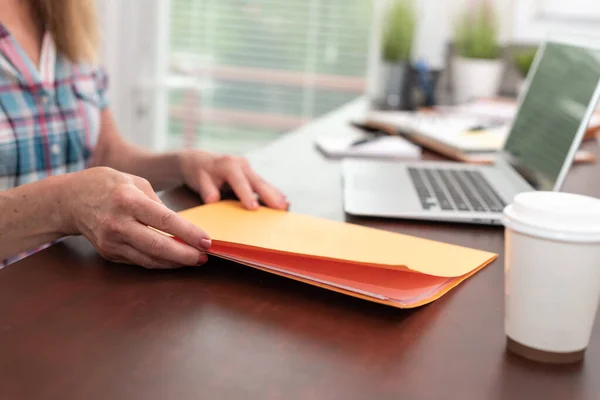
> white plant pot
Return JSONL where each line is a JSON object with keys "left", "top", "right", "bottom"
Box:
{"left": 452, "top": 57, "right": 504, "bottom": 104}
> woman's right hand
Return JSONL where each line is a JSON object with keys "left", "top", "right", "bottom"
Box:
{"left": 61, "top": 167, "right": 211, "bottom": 269}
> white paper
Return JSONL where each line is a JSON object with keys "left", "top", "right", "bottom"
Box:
{"left": 315, "top": 135, "right": 421, "bottom": 160}
{"left": 367, "top": 110, "right": 508, "bottom": 152}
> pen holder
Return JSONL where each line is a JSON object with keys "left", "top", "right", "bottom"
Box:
{"left": 374, "top": 62, "right": 416, "bottom": 111}
{"left": 373, "top": 63, "right": 440, "bottom": 111}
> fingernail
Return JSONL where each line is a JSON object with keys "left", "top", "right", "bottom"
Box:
{"left": 251, "top": 199, "right": 259, "bottom": 209}
{"left": 200, "top": 238, "right": 212, "bottom": 249}
{"left": 197, "top": 253, "right": 208, "bottom": 265}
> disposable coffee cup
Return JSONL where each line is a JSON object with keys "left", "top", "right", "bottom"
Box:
{"left": 503, "top": 191, "right": 600, "bottom": 364}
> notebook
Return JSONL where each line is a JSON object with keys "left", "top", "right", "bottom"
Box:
{"left": 365, "top": 110, "right": 509, "bottom": 153}
{"left": 363, "top": 111, "right": 596, "bottom": 165}
{"left": 315, "top": 122, "right": 421, "bottom": 160}
{"left": 435, "top": 98, "right": 600, "bottom": 141}
{"left": 315, "top": 135, "right": 421, "bottom": 160}
{"left": 178, "top": 201, "right": 498, "bottom": 308}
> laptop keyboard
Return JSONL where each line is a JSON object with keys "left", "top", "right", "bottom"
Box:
{"left": 408, "top": 167, "right": 507, "bottom": 213}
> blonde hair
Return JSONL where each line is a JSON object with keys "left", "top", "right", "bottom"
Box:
{"left": 30, "top": 0, "right": 99, "bottom": 63}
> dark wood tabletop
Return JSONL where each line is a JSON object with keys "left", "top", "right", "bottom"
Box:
{"left": 2, "top": 100, "right": 600, "bottom": 400}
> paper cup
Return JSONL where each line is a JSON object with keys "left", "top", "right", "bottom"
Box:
{"left": 503, "top": 192, "right": 600, "bottom": 364}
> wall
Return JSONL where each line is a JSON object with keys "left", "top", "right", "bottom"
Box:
{"left": 98, "top": 0, "right": 138, "bottom": 144}
{"left": 512, "top": 0, "right": 600, "bottom": 43}
{"left": 98, "top": 0, "right": 167, "bottom": 149}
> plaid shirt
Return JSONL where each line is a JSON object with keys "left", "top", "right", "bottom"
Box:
{"left": 0, "top": 24, "right": 108, "bottom": 267}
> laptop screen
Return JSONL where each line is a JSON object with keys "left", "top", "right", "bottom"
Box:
{"left": 503, "top": 42, "right": 600, "bottom": 190}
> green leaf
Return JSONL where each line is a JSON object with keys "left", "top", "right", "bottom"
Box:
{"left": 453, "top": 0, "right": 500, "bottom": 60}
{"left": 381, "top": 0, "right": 416, "bottom": 62}
{"left": 513, "top": 48, "right": 538, "bottom": 77}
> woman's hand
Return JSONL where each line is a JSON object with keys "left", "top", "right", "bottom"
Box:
{"left": 61, "top": 167, "right": 211, "bottom": 269}
{"left": 178, "top": 149, "right": 288, "bottom": 210}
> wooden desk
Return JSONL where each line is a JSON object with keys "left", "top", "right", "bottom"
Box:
{"left": 2, "top": 99, "right": 600, "bottom": 400}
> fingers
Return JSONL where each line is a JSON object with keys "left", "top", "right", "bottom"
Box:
{"left": 226, "top": 167, "right": 259, "bottom": 210}
{"left": 132, "top": 195, "right": 212, "bottom": 250}
{"left": 130, "top": 174, "right": 164, "bottom": 205}
{"left": 116, "top": 243, "right": 178, "bottom": 269}
{"left": 117, "top": 243, "right": 208, "bottom": 269}
{"left": 123, "top": 221, "right": 208, "bottom": 266}
{"left": 245, "top": 169, "right": 288, "bottom": 210}
{"left": 194, "top": 170, "right": 221, "bottom": 204}
{"left": 184, "top": 153, "right": 288, "bottom": 210}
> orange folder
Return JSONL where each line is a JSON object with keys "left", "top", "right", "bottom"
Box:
{"left": 178, "top": 201, "right": 498, "bottom": 308}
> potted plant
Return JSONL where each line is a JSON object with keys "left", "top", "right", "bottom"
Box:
{"left": 376, "top": 0, "right": 416, "bottom": 110}
{"left": 512, "top": 47, "right": 537, "bottom": 94}
{"left": 452, "top": 0, "right": 503, "bottom": 103}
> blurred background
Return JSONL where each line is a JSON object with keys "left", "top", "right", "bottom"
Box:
{"left": 97, "top": 0, "right": 600, "bottom": 154}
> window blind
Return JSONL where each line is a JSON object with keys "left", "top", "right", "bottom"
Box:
{"left": 168, "top": 0, "right": 373, "bottom": 154}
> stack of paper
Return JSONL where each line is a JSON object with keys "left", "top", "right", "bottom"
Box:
{"left": 315, "top": 135, "right": 421, "bottom": 160}
{"left": 179, "top": 201, "right": 498, "bottom": 308}
{"left": 436, "top": 98, "right": 600, "bottom": 141}
{"left": 436, "top": 100, "right": 519, "bottom": 123}
{"left": 366, "top": 110, "right": 509, "bottom": 153}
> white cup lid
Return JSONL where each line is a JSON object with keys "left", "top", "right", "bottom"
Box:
{"left": 503, "top": 192, "right": 600, "bottom": 243}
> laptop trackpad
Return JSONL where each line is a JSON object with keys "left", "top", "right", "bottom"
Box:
{"left": 343, "top": 162, "right": 421, "bottom": 214}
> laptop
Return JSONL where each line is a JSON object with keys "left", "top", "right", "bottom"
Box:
{"left": 343, "top": 37, "right": 600, "bottom": 225}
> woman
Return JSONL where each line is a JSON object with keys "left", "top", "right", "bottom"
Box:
{"left": 0, "top": 0, "right": 287, "bottom": 269}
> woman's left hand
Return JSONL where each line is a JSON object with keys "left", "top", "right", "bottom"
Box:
{"left": 178, "top": 149, "right": 288, "bottom": 210}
